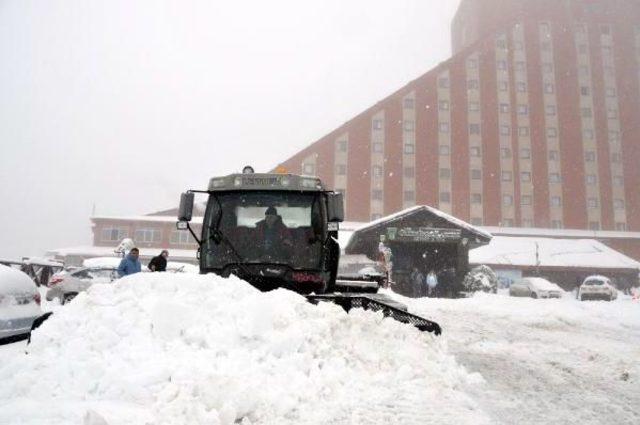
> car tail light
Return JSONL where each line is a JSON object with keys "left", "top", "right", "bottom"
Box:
{"left": 291, "top": 272, "right": 323, "bottom": 283}
{"left": 34, "top": 293, "right": 41, "bottom": 305}
{"left": 49, "top": 276, "right": 64, "bottom": 286}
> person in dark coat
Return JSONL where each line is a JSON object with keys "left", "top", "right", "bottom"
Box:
{"left": 148, "top": 250, "right": 169, "bottom": 272}
{"left": 255, "top": 206, "right": 293, "bottom": 257}
{"left": 117, "top": 248, "right": 142, "bottom": 277}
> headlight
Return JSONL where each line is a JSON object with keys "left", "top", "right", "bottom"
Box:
{"left": 212, "top": 178, "right": 226, "bottom": 188}
{"left": 234, "top": 177, "right": 242, "bottom": 187}
{"left": 301, "top": 178, "right": 320, "bottom": 189}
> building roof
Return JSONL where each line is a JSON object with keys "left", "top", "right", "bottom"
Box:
{"left": 92, "top": 215, "right": 204, "bottom": 224}
{"left": 470, "top": 236, "right": 640, "bottom": 271}
{"left": 46, "top": 246, "right": 198, "bottom": 263}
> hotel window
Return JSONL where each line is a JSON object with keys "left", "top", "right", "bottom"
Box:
{"left": 545, "top": 105, "right": 556, "bottom": 116}
{"left": 171, "top": 230, "right": 192, "bottom": 245}
{"left": 467, "top": 79, "right": 479, "bottom": 90}
{"left": 438, "top": 77, "right": 450, "bottom": 88}
{"left": 520, "top": 148, "right": 531, "bottom": 159}
{"left": 581, "top": 107, "right": 592, "bottom": 117}
{"left": 601, "top": 24, "right": 611, "bottom": 35}
{"left": 586, "top": 174, "right": 597, "bottom": 185}
{"left": 521, "top": 172, "right": 531, "bottom": 182}
{"left": 499, "top": 81, "right": 508, "bottom": 91}
{"left": 468, "top": 58, "right": 478, "bottom": 68}
{"left": 471, "top": 193, "right": 482, "bottom": 204}
{"left": 439, "top": 122, "right": 450, "bottom": 133}
{"left": 439, "top": 145, "right": 450, "bottom": 155}
{"left": 541, "top": 41, "right": 551, "bottom": 51}
{"left": 502, "top": 218, "right": 515, "bottom": 227}
{"left": 517, "top": 104, "right": 529, "bottom": 115}
{"left": 470, "top": 146, "right": 481, "bottom": 157}
{"left": 607, "top": 109, "right": 618, "bottom": 119}
{"left": 515, "top": 61, "right": 525, "bottom": 71}
{"left": 580, "top": 86, "right": 590, "bottom": 96}
{"left": 404, "top": 143, "right": 415, "bottom": 154}
{"left": 542, "top": 63, "right": 553, "bottom": 73}
{"left": 613, "top": 176, "right": 624, "bottom": 186}
{"left": 335, "top": 164, "right": 346, "bottom": 175}
{"left": 404, "top": 167, "right": 415, "bottom": 178}
{"left": 609, "top": 131, "right": 620, "bottom": 142}
{"left": 614, "top": 199, "right": 625, "bottom": 210}
{"left": 403, "top": 98, "right": 415, "bottom": 109}
{"left": 519, "top": 127, "right": 530, "bottom": 137}
{"left": 469, "top": 124, "right": 481, "bottom": 135}
{"left": 578, "top": 44, "right": 588, "bottom": 54}
{"left": 521, "top": 195, "right": 532, "bottom": 205}
{"left": 549, "top": 150, "right": 559, "bottom": 161}
{"left": 469, "top": 102, "right": 480, "bottom": 112}
{"left": 583, "top": 129, "right": 594, "bottom": 139}
{"left": 135, "top": 229, "right": 161, "bottom": 243}
{"left": 585, "top": 151, "right": 596, "bottom": 162}
{"left": 611, "top": 153, "right": 622, "bottom": 163}
{"left": 496, "top": 39, "right": 506, "bottom": 49}
{"left": 372, "top": 165, "right": 383, "bottom": 178}
{"left": 550, "top": 173, "right": 561, "bottom": 183}
{"left": 514, "top": 41, "right": 523, "bottom": 51}
{"left": 606, "top": 87, "right": 617, "bottom": 97}
{"left": 503, "top": 194, "right": 513, "bottom": 206}
{"left": 404, "top": 120, "right": 415, "bottom": 131}
{"left": 500, "top": 125, "right": 510, "bottom": 136}
{"left": 497, "top": 60, "right": 507, "bottom": 70}
{"left": 440, "top": 192, "right": 451, "bottom": 203}
{"left": 547, "top": 127, "right": 557, "bottom": 138}
{"left": 579, "top": 66, "right": 589, "bottom": 76}
{"left": 303, "top": 163, "right": 315, "bottom": 175}
{"left": 371, "top": 213, "right": 382, "bottom": 221}
{"left": 371, "top": 190, "right": 383, "bottom": 200}
{"left": 587, "top": 198, "right": 599, "bottom": 208}
{"left": 589, "top": 222, "right": 600, "bottom": 231}
{"left": 372, "top": 142, "right": 383, "bottom": 153}
{"left": 372, "top": 119, "right": 383, "bottom": 130}
{"left": 404, "top": 191, "right": 415, "bottom": 202}
{"left": 616, "top": 222, "right": 627, "bottom": 231}
{"left": 522, "top": 219, "right": 534, "bottom": 228}
{"left": 439, "top": 168, "right": 451, "bottom": 179}
{"left": 102, "top": 227, "right": 128, "bottom": 242}
{"left": 471, "top": 218, "right": 483, "bottom": 226}
{"left": 501, "top": 148, "right": 512, "bottom": 158}
{"left": 337, "top": 140, "right": 347, "bottom": 152}
{"left": 500, "top": 103, "right": 510, "bottom": 113}
{"left": 551, "top": 220, "right": 563, "bottom": 229}
{"left": 471, "top": 169, "right": 482, "bottom": 180}
{"left": 439, "top": 100, "right": 450, "bottom": 110}
{"left": 517, "top": 82, "right": 527, "bottom": 92}
{"left": 540, "top": 22, "right": 551, "bottom": 33}
{"left": 551, "top": 196, "right": 562, "bottom": 207}
{"left": 544, "top": 83, "right": 555, "bottom": 94}
{"left": 502, "top": 171, "right": 513, "bottom": 181}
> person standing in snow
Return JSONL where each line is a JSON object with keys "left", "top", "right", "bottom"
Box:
{"left": 410, "top": 267, "right": 425, "bottom": 298}
{"left": 148, "top": 250, "right": 169, "bottom": 272}
{"left": 426, "top": 269, "right": 438, "bottom": 297}
{"left": 117, "top": 247, "right": 142, "bottom": 277}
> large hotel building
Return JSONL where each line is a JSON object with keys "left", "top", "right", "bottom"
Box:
{"left": 278, "top": 0, "right": 640, "bottom": 231}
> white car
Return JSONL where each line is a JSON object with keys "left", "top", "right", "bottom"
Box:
{"left": 0, "top": 264, "right": 42, "bottom": 343}
{"left": 509, "top": 277, "right": 564, "bottom": 299}
{"left": 46, "top": 267, "right": 118, "bottom": 304}
{"left": 578, "top": 275, "right": 618, "bottom": 301}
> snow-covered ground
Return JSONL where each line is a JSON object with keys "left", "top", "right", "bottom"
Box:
{"left": 1, "top": 274, "right": 638, "bottom": 425}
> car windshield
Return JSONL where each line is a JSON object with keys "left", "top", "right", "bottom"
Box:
{"left": 202, "top": 191, "right": 325, "bottom": 270}
{"left": 584, "top": 279, "right": 605, "bottom": 286}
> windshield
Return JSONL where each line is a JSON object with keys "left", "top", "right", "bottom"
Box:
{"left": 584, "top": 279, "right": 606, "bottom": 286}
{"left": 202, "top": 191, "right": 325, "bottom": 270}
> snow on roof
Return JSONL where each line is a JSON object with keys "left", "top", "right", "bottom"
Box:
{"left": 46, "top": 246, "right": 198, "bottom": 262}
{"left": 0, "top": 264, "right": 36, "bottom": 294}
{"left": 481, "top": 226, "right": 640, "bottom": 240}
{"left": 353, "top": 206, "right": 492, "bottom": 240}
{"left": 470, "top": 236, "right": 640, "bottom": 270}
{"left": 91, "top": 215, "right": 204, "bottom": 224}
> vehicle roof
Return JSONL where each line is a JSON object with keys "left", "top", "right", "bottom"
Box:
{"left": 207, "top": 173, "right": 327, "bottom": 192}
{"left": 0, "top": 264, "right": 36, "bottom": 294}
{"left": 583, "top": 275, "right": 611, "bottom": 282}
{"left": 522, "top": 277, "right": 561, "bottom": 290}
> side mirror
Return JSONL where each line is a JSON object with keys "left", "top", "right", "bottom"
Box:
{"left": 178, "top": 192, "right": 194, "bottom": 222}
{"left": 327, "top": 192, "right": 344, "bottom": 222}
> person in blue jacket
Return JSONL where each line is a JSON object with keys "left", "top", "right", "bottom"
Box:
{"left": 117, "top": 247, "right": 142, "bottom": 277}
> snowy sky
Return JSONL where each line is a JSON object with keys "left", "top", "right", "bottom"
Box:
{"left": 0, "top": 0, "right": 461, "bottom": 258}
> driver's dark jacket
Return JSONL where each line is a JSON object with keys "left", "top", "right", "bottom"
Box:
{"left": 255, "top": 218, "right": 292, "bottom": 249}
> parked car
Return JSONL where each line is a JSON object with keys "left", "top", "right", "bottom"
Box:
{"left": 509, "top": 277, "right": 564, "bottom": 299}
{"left": 578, "top": 275, "right": 618, "bottom": 301}
{"left": 0, "top": 264, "right": 42, "bottom": 343}
{"left": 46, "top": 267, "right": 118, "bottom": 304}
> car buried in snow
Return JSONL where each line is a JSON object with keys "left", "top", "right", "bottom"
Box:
{"left": 509, "top": 277, "right": 564, "bottom": 299}
{"left": 578, "top": 275, "right": 618, "bottom": 301}
{"left": 0, "top": 264, "right": 42, "bottom": 344}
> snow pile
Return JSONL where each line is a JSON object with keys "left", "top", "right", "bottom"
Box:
{"left": 0, "top": 273, "right": 489, "bottom": 425}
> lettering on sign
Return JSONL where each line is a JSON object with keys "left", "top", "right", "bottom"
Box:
{"left": 386, "top": 227, "right": 462, "bottom": 242}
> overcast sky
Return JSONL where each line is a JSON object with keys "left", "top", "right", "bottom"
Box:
{"left": 0, "top": 0, "right": 461, "bottom": 258}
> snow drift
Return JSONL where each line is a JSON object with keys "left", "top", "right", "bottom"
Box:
{"left": 0, "top": 273, "right": 489, "bottom": 425}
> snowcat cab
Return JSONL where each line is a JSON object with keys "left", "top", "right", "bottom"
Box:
{"left": 177, "top": 167, "right": 441, "bottom": 335}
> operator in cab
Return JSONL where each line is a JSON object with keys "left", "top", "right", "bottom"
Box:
{"left": 255, "top": 206, "right": 293, "bottom": 256}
